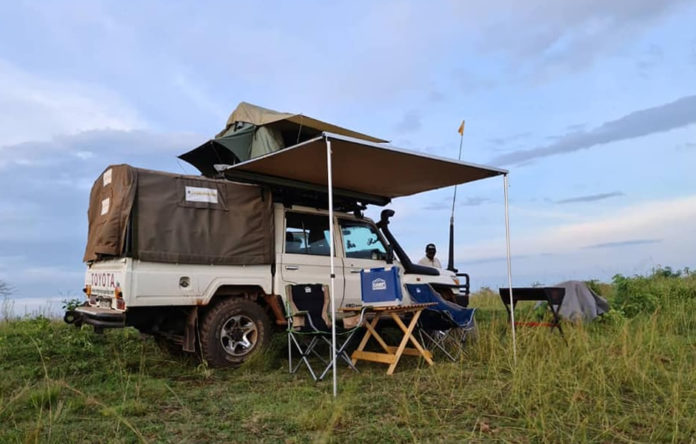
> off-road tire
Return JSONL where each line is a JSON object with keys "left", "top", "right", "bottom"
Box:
{"left": 199, "top": 298, "right": 271, "bottom": 368}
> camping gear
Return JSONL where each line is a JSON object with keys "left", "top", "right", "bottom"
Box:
{"left": 551, "top": 280, "right": 610, "bottom": 322}
{"left": 285, "top": 284, "right": 366, "bottom": 381}
{"left": 405, "top": 283, "right": 477, "bottom": 362}
{"left": 223, "top": 131, "right": 512, "bottom": 396}
{"left": 83, "top": 165, "right": 273, "bottom": 265}
{"left": 179, "top": 102, "right": 387, "bottom": 177}
{"left": 186, "top": 118, "right": 513, "bottom": 395}
{"left": 341, "top": 303, "right": 435, "bottom": 375}
{"left": 360, "top": 267, "right": 403, "bottom": 307}
{"left": 498, "top": 287, "right": 566, "bottom": 339}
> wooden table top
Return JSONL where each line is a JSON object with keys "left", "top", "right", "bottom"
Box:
{"left": 339, "top": 303, "right": 436, "bottom": 313}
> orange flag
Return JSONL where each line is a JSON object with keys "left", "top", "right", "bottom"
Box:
{"left": 457, "top": 120, "right": 465, "bottom": 135}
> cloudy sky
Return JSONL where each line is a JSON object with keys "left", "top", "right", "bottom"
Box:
{"left": 1, "top": 0, "right": 695, "bottom": 311}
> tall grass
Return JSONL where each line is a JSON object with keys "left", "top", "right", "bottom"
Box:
{"left": 1, "top": 269, "right": 695, "bottom": 442}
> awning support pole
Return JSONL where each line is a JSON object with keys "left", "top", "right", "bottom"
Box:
{"left": 326, "top": 138, "right": 338, "bottom": 397}
{"left": 503, "top": 173, "right": 517, "bottom": 364}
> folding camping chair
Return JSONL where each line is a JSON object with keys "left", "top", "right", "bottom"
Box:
{"left": 405, "top": 283, "right": 477, "bottom": 362}
{"left": 285, "top": 284, "right": 367, "bottom": 381}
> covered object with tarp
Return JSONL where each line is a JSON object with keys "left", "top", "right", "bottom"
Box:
{"left": 552, "top": 281, "right": 610, "bottom": 322}
{"left": 83, "top": 164, "right": 274, "bottom": 265}
{"left": 179, "top": 102, "right": 387, "bottom": 178}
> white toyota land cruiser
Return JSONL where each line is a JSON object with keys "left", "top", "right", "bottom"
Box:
{"left": 67, "top": 165, "right": 469, "bottom": 367}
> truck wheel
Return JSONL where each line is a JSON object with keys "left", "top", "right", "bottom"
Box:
{"left": 199, "top": 298, "right": 271, "bottom": 368}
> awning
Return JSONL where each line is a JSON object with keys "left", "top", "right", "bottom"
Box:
{"left": 222, "top": 133, "right": 507, "bottom": 200}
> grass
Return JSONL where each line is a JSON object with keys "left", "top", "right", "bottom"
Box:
{"left": 1, "top": 270, "right": 695, "bottom": 443}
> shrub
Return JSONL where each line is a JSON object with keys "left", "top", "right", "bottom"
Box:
{"left": 611, "top": 266, "right": 696, "bottom": 317}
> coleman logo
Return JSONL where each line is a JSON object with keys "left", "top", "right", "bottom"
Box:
{"left": 91, "top": 272, "right": 117, "bottom": 288}
{"left": 372, "top": 278, "right": 387, "bottom": 291}
{"left": 185, "top": 186, "right": 218, "bottom": 204}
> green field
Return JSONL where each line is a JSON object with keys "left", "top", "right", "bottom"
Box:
{"left": 1, "top": 269, "right": 695, "bottom": 443}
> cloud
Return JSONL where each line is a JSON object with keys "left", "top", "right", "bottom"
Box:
{"left": 676, "top": 142, "right": 696, "bottom": 151}
{"left": 487, "top": 132, "right": 532, "bottom": 147}
{"left": 422, "top": 196, "right": 491, "bottom": 211}
{"left": 636, "top": 44, "right": 664, "bottom": 74}
{"left": 394, "top": 110, "right": 422, "bottom": 133}
{"left": 556, "top": 192, "right": 624, "bottom": 204}
{"left": 490, "top": 95, "right": 696, "bottom": 165}
{"left": 459, "top": 254, "right": 533, "bottom": 265}
{"left": 0, "top": 59, "right": 143, "bottom": 147}
{"left": 0, "top": 129, "right": 205, "bottom": 299}
{"left": 470, "top": 0, "right": 689, "bottom": 75}
{"left": 455, "top": 194, "right": 696, "bottom": 262}
{"left": 0, "top": 129, "right": 203, "bottom": 170}
{"left": 584, "top": 239, "right": 662, "bottom": 249}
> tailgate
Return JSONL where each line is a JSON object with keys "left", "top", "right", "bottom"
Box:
{"left": 85, "top": 258, "right": 130, "bottom": 310}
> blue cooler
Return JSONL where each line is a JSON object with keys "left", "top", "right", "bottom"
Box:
{"left": 360, "top": 267, "right": 403, "bottom": 306}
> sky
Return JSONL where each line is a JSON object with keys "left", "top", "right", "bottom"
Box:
{"left": 1, "top": 0, "right": 695, "bottom": 313}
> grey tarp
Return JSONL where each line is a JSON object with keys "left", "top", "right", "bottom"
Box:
{"left": 83, "top": 164, "right": 274, "bottom": 265}
{"left": 553, "top": 281, "right": 610, "bottom": 322}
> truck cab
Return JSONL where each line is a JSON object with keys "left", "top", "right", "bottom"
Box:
{"left": 276, "top": 204, "right": 466, "bottom": 308}
{"left": 70, "top": 176, "right": 469, "bottom": 369}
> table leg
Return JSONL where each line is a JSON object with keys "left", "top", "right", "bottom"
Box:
{"left": 351, "top": 314, "right": 381, "bottom": 365}
{"left": 386, "top": 310, "right": 429, "bottom": 375}
{"left": 390, "top": 310, "right": 433, "bottom": 366}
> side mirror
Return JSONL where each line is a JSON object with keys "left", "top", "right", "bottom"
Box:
{"left": 385, "top": 245, "right": 394, "bottom": 264}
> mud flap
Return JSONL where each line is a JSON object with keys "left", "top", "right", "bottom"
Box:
{"left": 183, "top": 306, "right": 198, "bottom": 353}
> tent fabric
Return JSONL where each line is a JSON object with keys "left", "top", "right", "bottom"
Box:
{"left": 250, "top": 125, "right": 284, "bottom": 159}
{"left": 83, "top": 164, "right": 137, "bottom": 261}
{"left": 552, "top": 281, "right": 610, "bottom": 322}
{"left": 225, "top": 133, "right": 507, "bottom": 199}
{"left": 83, "top": 164, "right": 274, "bottom": 265}
{"left": 216, "top": 102, "right": 387, "bottom": 143}
{"left": 180, "top": 103, "right": 388, "bottom": 177}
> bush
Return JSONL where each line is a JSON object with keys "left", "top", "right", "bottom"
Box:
{"left": 611, "top": 266, "right": 696, "bottom": 317}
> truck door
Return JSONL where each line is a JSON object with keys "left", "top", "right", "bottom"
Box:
{"left": 280, "top": 211, "right": 345, "bottom": 305}
{"left": 339, "top": 219, "right": 396, "bottom": 306}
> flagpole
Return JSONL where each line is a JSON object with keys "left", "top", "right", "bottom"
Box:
{"left": 447, "top": 120, "right": 465, "bottom": 272}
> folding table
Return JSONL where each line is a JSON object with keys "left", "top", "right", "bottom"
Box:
{"left": 340, "top": 303, "right": 435, "bottom": 375}
{"left": 498, "top": 287, "right": 566, "bottom": 339}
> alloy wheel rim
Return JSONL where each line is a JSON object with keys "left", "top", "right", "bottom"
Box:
{"left": 219, "top": 314, "right": 258, "bottom": 357}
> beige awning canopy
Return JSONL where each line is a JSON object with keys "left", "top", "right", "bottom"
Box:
{"left": 216, "top": 102, "right": 387, "bottom": 143}
{"left": 224, "top": 133, "right": 507, "bottom": 202}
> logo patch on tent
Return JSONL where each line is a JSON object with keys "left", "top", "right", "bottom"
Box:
{"left": 103, "top": 168, "right": 112, "bottom": 186}
{"left": 372, "top": 278, "right": 387, "bottom": 291}
{"left": 185, "top": 186, "right": 218, "bottom": 203}
{"left": 100, "top": 197, "right": 110, "bottom": 216}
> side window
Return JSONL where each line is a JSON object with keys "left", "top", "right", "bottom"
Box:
{"left": 340, "top": 220, "right": 387, "bottom": 260}
{"left": 285, "top": 212, "right": 331, "bottom": 256}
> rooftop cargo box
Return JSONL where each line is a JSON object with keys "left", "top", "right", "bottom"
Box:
{"left": 83, "top": 164, "right": 274, "bottom": 265}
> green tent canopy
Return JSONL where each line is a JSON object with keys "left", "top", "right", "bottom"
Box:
{"left": 180, "top": 102, "right": 387, "bottom": 177}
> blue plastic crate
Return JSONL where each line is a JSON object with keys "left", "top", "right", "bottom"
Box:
{"left": 360, "top": 267, "right": 403, "bottom": 306}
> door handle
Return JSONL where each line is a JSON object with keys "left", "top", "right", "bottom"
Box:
{"left": 350, "top": 269, "right": 362, "bottom": 274}
{"left": 284, "top": 265, "right": 299, "bottom": 270}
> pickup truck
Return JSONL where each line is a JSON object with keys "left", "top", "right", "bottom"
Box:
{"left": 68, "top": 165, "right": 469, "bottom": 368}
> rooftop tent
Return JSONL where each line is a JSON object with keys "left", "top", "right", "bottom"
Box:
{"left": 179, "top": 102, "right": 387, "bottom": 177}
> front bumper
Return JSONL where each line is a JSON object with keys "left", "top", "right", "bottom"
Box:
{"left": 65, "top": 306, "right": 126, "bottom": 329}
